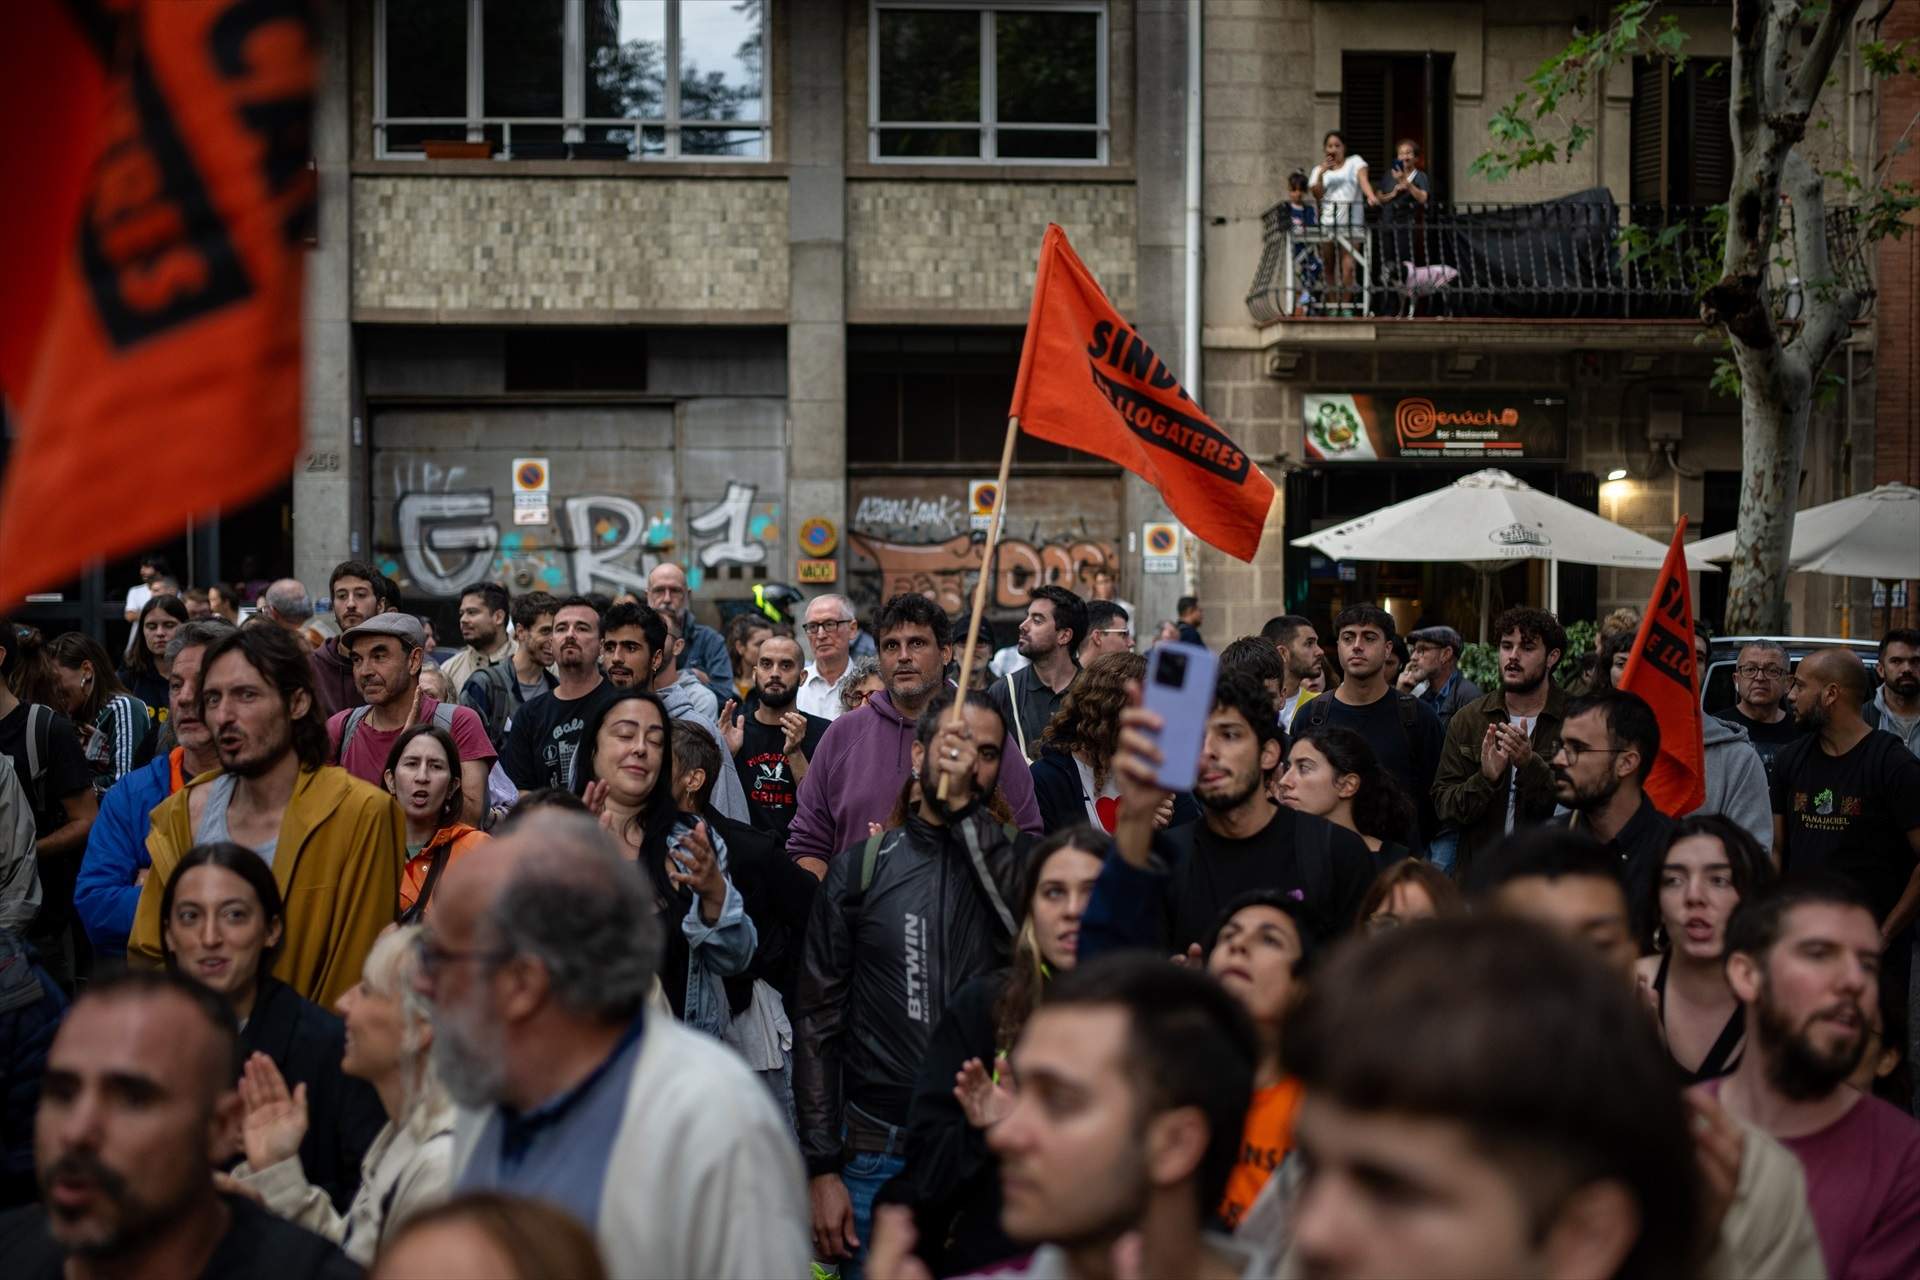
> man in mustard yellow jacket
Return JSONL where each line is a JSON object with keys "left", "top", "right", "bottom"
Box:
{"left": 129, "top": 627, "right": 402, "bottom": 1008}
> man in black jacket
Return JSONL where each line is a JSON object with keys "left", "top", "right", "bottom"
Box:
{"left": 1081, "top": 672, "right": 1377, "bottom": 960}
{"left": 795, "top": 691, "right": 1026, "bottom": 1276}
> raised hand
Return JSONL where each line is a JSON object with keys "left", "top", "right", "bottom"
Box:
{"left": 953, "top": 1057, "right": 1013, "bottom": 1129}
{"left": 668, "top": 820, "right": 728, "bottom": 920}
{"left": 779, "top": 711, "right": 810, "bottom": 758}
{"left": 718, "top": 700, "right": 744, "bottom": 756}
{"left": 1479, "top": 724, "right": 1514, "bottom": 782}
{"left": 583, "top": 779, "right": 612, "bottom": 822}
{"left": 864, "top": 1205, "right": 934, "bottom": 1280}
{"left": 238, "top": 1051, "right": 308, "bottom": 1171}
{"left": 928, "top": 718, "right": 978, "bottom": 807}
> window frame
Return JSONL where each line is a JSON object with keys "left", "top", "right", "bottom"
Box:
{"left": 867, "top": 1, "right": 1109, "bottom": 166}
{"left": 374, "top": 0, "right": 772, "bottom": 162}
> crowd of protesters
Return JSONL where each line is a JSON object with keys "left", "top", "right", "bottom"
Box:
{"left": 1, "top": 556, "right": 1918, "bottom": 1279}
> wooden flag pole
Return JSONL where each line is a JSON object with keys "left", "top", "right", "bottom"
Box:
{"left": 938, "top": 414, "right": 1020, "bottom": 801}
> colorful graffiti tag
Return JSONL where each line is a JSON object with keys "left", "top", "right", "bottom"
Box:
{"left": 380, "top": 483, "right": 779, "bottom": 599}
{"left": 847, "top": 531, "right": 1116, "bottom": 616}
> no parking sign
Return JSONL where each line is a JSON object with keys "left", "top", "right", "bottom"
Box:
{"left": 1143, "top": 522, "right": 1180, "bottom": 573}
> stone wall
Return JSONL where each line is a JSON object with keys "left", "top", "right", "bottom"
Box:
{"left": 847, "top": 181, "right": 1137, "bottom": 317}
{"left": 351, "top": 177, "right": 790, "bottom": 316}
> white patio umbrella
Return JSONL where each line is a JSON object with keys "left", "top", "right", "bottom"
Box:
{"left": 1290, "top": 468, "right": 1717, "bottom": 639}
{"left": 1686, "top": 483, "right": 1920, "bottom": 581}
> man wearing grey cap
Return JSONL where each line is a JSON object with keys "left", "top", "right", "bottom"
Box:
{"left": 1402, "top": 625, "right": 1481, "bottom": 731}
{"left": 325, "top": 611, "right": 497, "bottom": 827}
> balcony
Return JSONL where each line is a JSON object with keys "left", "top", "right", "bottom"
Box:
{"left": 1245, "top": 188, "right": 1731, "bottom": 325}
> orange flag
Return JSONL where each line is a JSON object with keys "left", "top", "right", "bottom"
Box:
{"left": 0, "top": 1, "right": 315, "bottom": 606}
{"left": 1009, "top": 224, "right": 1275, "bottom": 561}
{"left": 1617, "top": 519, "right": 1707, "bottom": 816}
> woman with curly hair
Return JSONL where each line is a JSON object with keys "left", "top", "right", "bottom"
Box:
{"left": 1028, "top": 652, "right": 1197, "bottom": 834}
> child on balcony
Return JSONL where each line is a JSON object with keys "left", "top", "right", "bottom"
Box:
{"left": 1285, "top": 170, "right": 1324, "bottom": 315}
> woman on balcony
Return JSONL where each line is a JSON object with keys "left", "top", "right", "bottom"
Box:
{"left": 1309, "top": 130, "right": 1380, "bottom": 313}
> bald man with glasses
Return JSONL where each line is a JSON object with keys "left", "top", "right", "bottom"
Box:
{"left": 1716, "top": 642, "right": 1804, "bottom": 788}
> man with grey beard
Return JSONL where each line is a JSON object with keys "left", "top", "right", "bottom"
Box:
{"left": 420, "top": 812, "right": 806, "bottom": 1278}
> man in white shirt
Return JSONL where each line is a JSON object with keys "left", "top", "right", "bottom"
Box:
{"left": 796, "top": 594, "right": 859, "bottom": 721}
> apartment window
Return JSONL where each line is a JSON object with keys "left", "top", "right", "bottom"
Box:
{"left": 1340, "top": 52, "right": 1452, "bottom": 202}
{"left": 376, "top": 0, "right": 768, "bottom": 160}
{"left": 848, "top": 329, "right": 1087, "bottom": 466}
{"left": 1631, "top": 58, "right": 1732, "bottom": 206}
{"left": 870, "top": 3, "right": 1107, "bottom": 163}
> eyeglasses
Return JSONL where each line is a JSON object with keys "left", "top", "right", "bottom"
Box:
{"left": 1735, "top": 665, "right": 1788, "bottom": 679}
{"left": 415, "top": 935, "right": 510, "bottom": 980}
{"left": 1553, "top": 742, "right": 1628, "bottom": 765}
{"left": 802, "top": 619, "right": 853, "bottom": 635}
{"left": 1095, "top": 628, "right": 1132, "bottom": 639}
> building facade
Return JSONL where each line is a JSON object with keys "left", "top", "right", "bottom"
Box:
{"left": 286, "top": 0, "right": 1902, "bottom": 646}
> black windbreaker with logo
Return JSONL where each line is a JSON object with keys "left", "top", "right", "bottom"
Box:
{"left": 794, "top": 806, "right": 1027, "bottom": 1178}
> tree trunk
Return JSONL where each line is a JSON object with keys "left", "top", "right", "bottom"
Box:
{"left": 1724, "top": 346, "right": 1812, "bottom": 632}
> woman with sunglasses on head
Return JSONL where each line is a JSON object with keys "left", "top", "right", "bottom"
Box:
{"left": 232, "top": 925, "right": 456, "bottom": 1264}
{"left": 1634, "top": 814, "right": 1774, "bottom": 1083}
{"left": 894, "top": 826, "right": 1107, "bottom": 1276}
{"left": 161, "top": 842, "right": 385, "bottom": 1211}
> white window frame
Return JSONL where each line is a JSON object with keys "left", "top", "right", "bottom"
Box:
{"left": 868, "top": 1, "right": 1109, "bottom": 165}
{"left": 374, "top": 0, "right": 772, "bottom": 161}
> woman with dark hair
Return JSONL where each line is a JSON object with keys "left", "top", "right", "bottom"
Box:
{"left": 207, "top": 582, "right": 244, "bottom": 624}
{"left": 1354, "top": 858, "right": 1465, "bottom": 934}
{"left": 1031, "top": 652, "right": 1197, "bottom": 835}
{"left": 725, "top": 612, "right": 774, "bottom": 703}
{"left": 1278, "top": 725, "right": 1419, "bottom": 862}
{"left": 383, "top": 723, "right": 487, "bottom": 923}
{"left": 47, "top": 632, "right": 151, "bottom": 791}
{"left": 897, "top": 825, "right": 1107, "bottom": 1275}
{"left": 161, "top": 842, "right": 384, "bottom": 1211}
{"left": 1204, "top": 889, "right": 1320, "bottom": 1234}
{"left": 1634, "top": 813, "right": 1774, "bottom": 1083}
{"left": 119, "top": 593, "right": 187, "bottom": 718}
{"left": 573, "top": 689, "right": 755, "bottom": 1036}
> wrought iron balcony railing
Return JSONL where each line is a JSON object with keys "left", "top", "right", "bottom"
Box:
{"left": 1247, "top": 189, "right": 1732, "bottom": 324}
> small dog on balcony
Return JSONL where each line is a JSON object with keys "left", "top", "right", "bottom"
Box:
{"left": 1398, "top": 262, "right": 1459, "bottom": 316}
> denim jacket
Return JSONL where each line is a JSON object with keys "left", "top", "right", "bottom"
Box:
{"left": 672, "top": 815, "right": 758, "bottom": 1037}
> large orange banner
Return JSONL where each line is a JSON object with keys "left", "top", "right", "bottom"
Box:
{"left": 0, "top": 1, "right": 315, "bottom": 605}
{"left": 1618, "top": 519, "right": 1708, "bottom": 817}
{"left": 1009, "top": 225, "right": 1275, "bottom": 562}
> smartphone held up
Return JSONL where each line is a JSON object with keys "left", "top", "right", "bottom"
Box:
{"left": 1143, "top": 642, "right": 1216, "bottom": 793}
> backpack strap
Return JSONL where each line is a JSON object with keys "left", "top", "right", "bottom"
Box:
{"left": 430, "top": 700, "right": 458, "bottom": 732}
{"left": 1303, "top": 693, "right": 1331, "bottom": 730}
{"left": 337, "top": 704, "right": 374, "bottom": 763}
{"left": 398, "top": 838, "right": 456, "bottom": 926}
{"left": 22, "top": 704, "right": 50, "bottom": 815}
{"left": 859, "top": 830, "right": 886, "bottom": 894}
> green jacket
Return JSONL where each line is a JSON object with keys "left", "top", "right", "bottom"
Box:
{"left": 1432, "top": 683, "right": 1570, "bottom": 885}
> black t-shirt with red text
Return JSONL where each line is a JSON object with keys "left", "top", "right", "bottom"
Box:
{"left": 1771, "top": 729, "right": 1920, "bottom": 922}
{"left": 733, "top": 711, "right": 830, "bottom": 846}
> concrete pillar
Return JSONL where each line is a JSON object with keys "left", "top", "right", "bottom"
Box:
{"left": 786, "top": 5, "right": 847, "bottom": 596}
{"left": 293, "top": 1, "right": 360, "bottom": 597}
{"left": 1129, "top": 0, "right": 1188, "bottom": 631}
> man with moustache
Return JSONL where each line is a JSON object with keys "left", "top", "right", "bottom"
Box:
{"left": 721, "top": 632, "right": 829, "bottom": 845}
{"left": 1711, "top": 878, "right": 1920, "bottom": 1276}
{"left": 785, "top": 594, "right": 1042, "bottom": 878}
{"left": 1865, "top": 628, "right": 1920, "bottom": 755}
{"left": 0, "top": 971, "right": 357, "bottom": 1279}
{"left": 326, "top": 612, "right": 495, "bottom": 827}
{"left": 127, "top": 627, "right": 404, "bottom": 1007}
{"left": 1540, "top": 691, "right": 1673, "bottom": 943}
{"left": 499, "top": 597, "right": 620, "bottom": 794}
{"left": 1434, "top": 607, "right": 1571, "bottom": 886}
{"left": 73, "top": 619, "right": 235, "bottom": 960}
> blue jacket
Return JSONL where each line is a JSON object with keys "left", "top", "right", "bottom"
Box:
{"left": 679, "top": 611, "right": 734, "bottom": 690}
{"left": 74, "top": 752, "right": 172, "bottom": 955}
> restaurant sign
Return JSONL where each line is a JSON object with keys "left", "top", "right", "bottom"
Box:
{"left": 1303, "top": 392, "right": 1567, "bottom": 463}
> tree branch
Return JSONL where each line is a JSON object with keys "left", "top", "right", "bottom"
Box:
{"left": 1789, "top": 0, "right": 1865, "bottom": 116}
{"left": 1782, "top": 148, "right": 1862, "bottom": 372}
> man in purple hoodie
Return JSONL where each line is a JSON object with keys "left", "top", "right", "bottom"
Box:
{"left": 786, "top": 593, "right": 1042, "bottom": 876}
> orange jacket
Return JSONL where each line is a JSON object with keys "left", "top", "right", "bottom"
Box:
{"left": 401, "top": 822, "right": 488, "bottom": 917}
